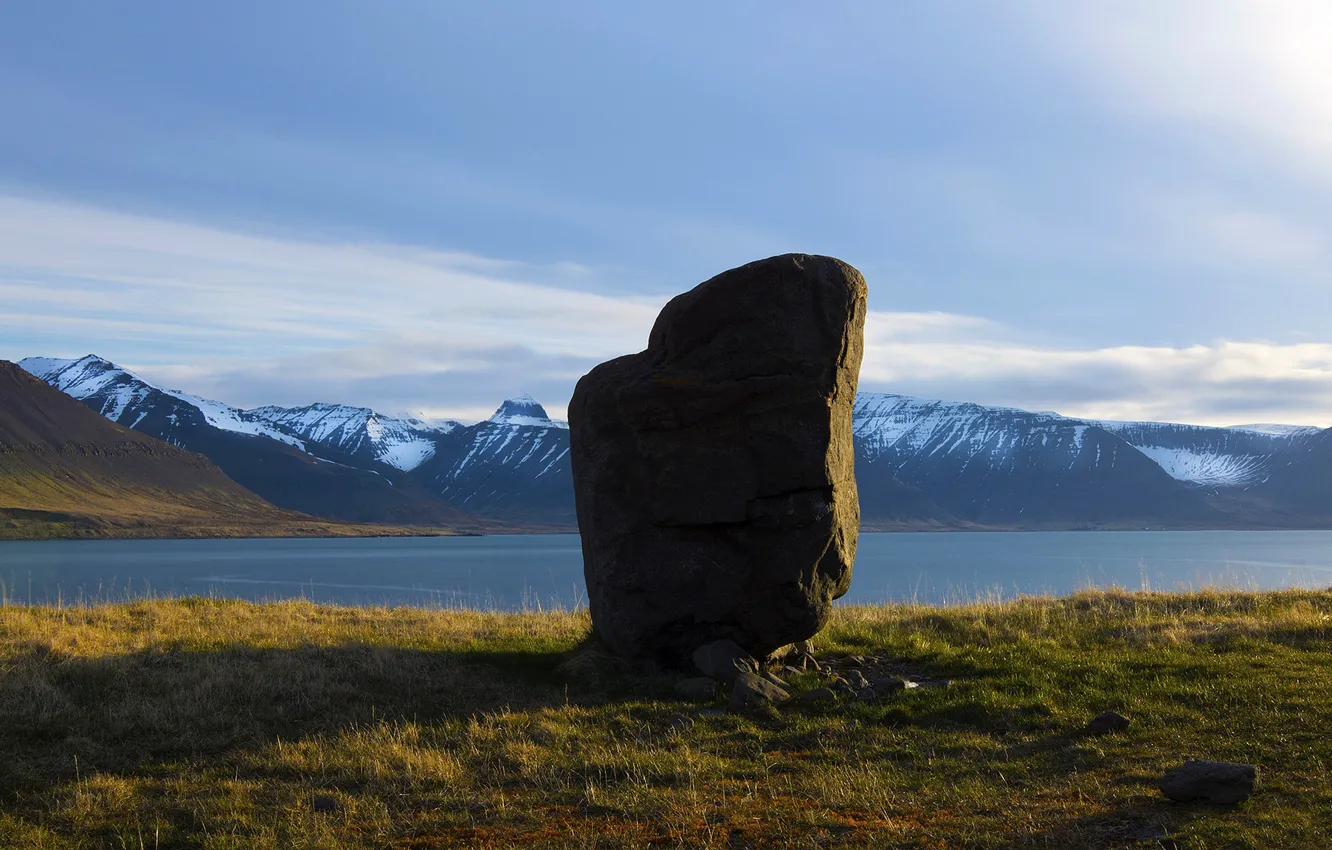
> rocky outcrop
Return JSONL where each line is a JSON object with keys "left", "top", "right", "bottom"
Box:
{"left": 570, "top": 254, "right": 867, "bottom": 666}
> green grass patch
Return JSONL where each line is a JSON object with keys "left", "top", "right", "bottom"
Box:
{"left": 0, "top": 589, "right": 1329, "bottom": 848}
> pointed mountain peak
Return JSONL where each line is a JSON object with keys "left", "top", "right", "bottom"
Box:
{"left": 491, "top": 395, "right": 550, "bottom": 423}
{"left": 489, "top": 395, "right": 567, "bottom": 428}
{"left": 19, "top": 354, "right": 139, "bottom": 395}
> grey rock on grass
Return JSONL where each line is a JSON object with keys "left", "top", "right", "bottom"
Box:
{"left": 1159, "top": 760, "right": 1258, "bottom": 805}
{"left": 1086, "top": 710, "right": 1132, "bottom": 735}
{"left": 794, "top": 686, "right": 838, "bottom": 706}
{"left": 729, "top": 671, "right": 791, "bottom": 709}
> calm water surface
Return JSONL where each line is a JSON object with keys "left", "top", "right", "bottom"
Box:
{"left": 1, "top": 531, "right": 1330, "bottom": 609}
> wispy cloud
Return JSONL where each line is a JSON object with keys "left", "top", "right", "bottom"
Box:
{"left": 862, "top": 323, "right": 1332, "bottom": 426}
{"left": 3, "top": 194, "right": 1330, "bottom": 427}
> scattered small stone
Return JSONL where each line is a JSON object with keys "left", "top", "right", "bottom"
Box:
{"left": 666, "top": 714, "right": 695, "bottom": 735}
{"left": 312, "top": 795, "right": 341, "bottom": 814}
{"left": 693, "top": 640, "right": 759, "bottom": 686}
{"left": 855, "top": 687, "right": 877, "bottom": 702}
{"left": 762, "top": 671, "right": 790, "bottom": 690}
{"left": 1159, "top": 760, "right": 1258, "bottom": 805}
{"left": 846, "top": 670, "right": 870, "bottom": 690}
{"left": 828, "top": 675, "right": 856, "bottom": 695}
{"left": 794, "top": 686, "right": 838, "bottom": 706}
{"left": 729, "top": 671, "right": 790, "bottom": 710}
{"left": 849, "top": 655, "right": 866, "bottom": 666}
{"left": 871, "top": 677, "right": 918, "bottom": 695}
{"left": 675, "top": 677, "right": 719, "bottom": 701}
{"left": 781, "top": 665, "right": 803, "bottom": 678}
{"left": 1086, "top": 710, "right": 1132, "bottom": 735}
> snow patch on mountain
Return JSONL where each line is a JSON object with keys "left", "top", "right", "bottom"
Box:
{"left": 1091, "top": 420, "right": 1311, "bottom": 487}
{"left": 247, "top": 402, "right": 459, "bottom": 471}
{"left": 1131, "top": 446, "right": 1269, "bottom": 487}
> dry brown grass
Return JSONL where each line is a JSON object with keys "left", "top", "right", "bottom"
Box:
{"left": 1, "top": 589, "right": 1330, "bottom": 848}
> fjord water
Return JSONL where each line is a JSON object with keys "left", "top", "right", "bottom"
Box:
{"left": 2, "top": 531, "right": 1330, "bottom": 609}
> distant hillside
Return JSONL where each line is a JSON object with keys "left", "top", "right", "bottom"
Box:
{"left": 18, "top": 356, "right": 492, "bottom": 529}
{"left": 0, "top": 361, "right": 445, "bottom": 539}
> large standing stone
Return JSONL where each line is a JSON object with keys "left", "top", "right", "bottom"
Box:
{"left": 569, "top": 254, "right": 867, "bottom": 666}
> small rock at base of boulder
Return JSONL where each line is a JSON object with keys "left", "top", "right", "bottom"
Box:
{"left": 675, "top": 677, "right": 719, "bottom": 701}
{"left": 794, "top": 686, "right": 838, "bottom": 706}
{"left": 1086, "top": 710, "right": 1132, "bottom": 735}
{"left": 762, "top": 671, "right": 790, "bottom": 689}
{"left": 729, "top": 671, "right": 790, "bottom": 710}
{"left": 693, "top": 640, "right": 759, "bottom": 685}
{"left": 845, "top": 670, "right": 870, "bottom": 690}
{"left": 828, "top": 675, "right": 854, "bottom": 694}
{"left": 1159, "top": 760, "right": 1258, "bottom": 805}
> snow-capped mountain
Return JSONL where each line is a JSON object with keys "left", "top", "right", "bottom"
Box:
{"left": 852, "top": 393, "right": 1212, "bottom": 527}
{"left": 17, "top": 356, "right": 486, "bottom": 528}
{"left": 414, "top": 397, "right": 574, "bottom": 526}
{"left": 248, "top": 403, "right": 459, "bottom": 471}
{"left": 19, "top": 356, "right": 303, "bottom": 448}
{"left": 19, "top": 353, "right": 1331, "bottom": 530}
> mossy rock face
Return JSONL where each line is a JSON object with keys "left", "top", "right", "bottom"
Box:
{"left": 570, "top": 254, "right": 867, "bottom": 667}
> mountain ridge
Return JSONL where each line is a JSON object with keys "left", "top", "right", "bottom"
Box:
{"left": 18, "top": 354, "right": 1332, "bottom": 531}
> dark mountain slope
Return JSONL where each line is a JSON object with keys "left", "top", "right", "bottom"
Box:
{"left": 19, "top": 356, "right": 490, "bottom": 529}
{"left": 1249, "top": 428, "right": 1332, "bottom": 524}
{"left": 0, "top": 361, "right": 317, "bottom": 537}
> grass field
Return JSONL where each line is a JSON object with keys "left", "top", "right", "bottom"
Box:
{"left": 1, "top": 589, "right": 1329, "bottom": 848}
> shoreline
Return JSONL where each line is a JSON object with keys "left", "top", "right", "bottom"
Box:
{"left": 8, "top": 523, "right": 1332, "bottom": 542}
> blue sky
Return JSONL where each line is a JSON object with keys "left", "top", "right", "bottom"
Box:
{"left": 3, "top": 2, "right": 1332, "bottom": 424}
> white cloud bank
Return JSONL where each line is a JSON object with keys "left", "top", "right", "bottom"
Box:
{"left": 1, "top": 194, "right": 1330, "bottom": 426}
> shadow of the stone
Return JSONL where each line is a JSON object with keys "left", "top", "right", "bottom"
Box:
{"left": 0, "top": 640, "right": 601, "bottom": 795}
